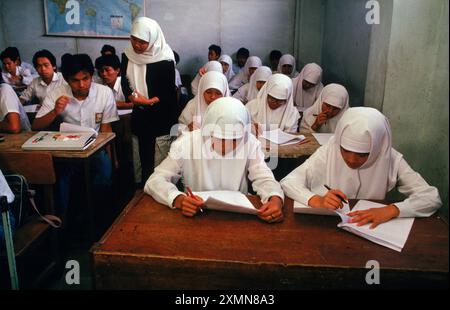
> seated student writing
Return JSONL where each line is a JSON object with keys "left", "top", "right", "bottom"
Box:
{"left": 233, "top": 47, "right": 250, "bottom": 75}
{"left": 95, "top": 54, "right": 131, "bottom": 109}
{"left": 145, "top": 97, "right": 284, "bottom": 223}
{"left": 229, "top": 56, "right": 262, "bottom": 93}
{"left": 269, "top": 50, "right": 282, "bottom": 73}
{"left": 218, "top": 54, "right": 235, "bottom": 82}
{"left": 1, "top": 48, "right": 33, "bottom": 94}
{"left": 300, "top": 83, "right": 349, "bottom": 133}
{"left": 3, "top": 47, "right": 38, "bottom": 76}
{"left": 246, "top": 73, "right": 299, "bottom": 135}
{"left": 292, "top": 63, "right": 324, "bottom": 110}
{"left": 276, "top": 54, "right": 299, "bottom": 78}
{"left": 190, "top": 60, "right": 223, "bottom": 96}
{"left": 179, "top": 71, "right": 230, "bottom": 132}
{"left": 233, "top": 66, "right": 272, "bottom": 104}
{"left": 0, "top": 73, "right": 31, "bottom": 133}
{"left": 32, "top": 54, "right": 119, "bottom": 214}
{"left": 281, "top": 107, "right": 442, "bottom": 228}
{"left": 20, "top": 49, "right": 66, "bottom": 106}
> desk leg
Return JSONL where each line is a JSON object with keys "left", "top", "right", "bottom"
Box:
{"left": 83, "top": 158, "right": 95, "bottom": 242}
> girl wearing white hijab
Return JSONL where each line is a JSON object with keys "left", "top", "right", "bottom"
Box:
{"left": 233, "top": 66, "right": 272, "bottom": 104}
{"left": 277, "top": 54, "right": 299, "bottom": 78}
{"left": 190, "top": 60, "right": 223, "bottom": 96}
{"left": 281, "top": 107, "right": 441, "bottom": 228}
{"left": 292, "top": 63, "right": 324, "bottom": 110}
{"left": 246, "top": 73, "right": 300, "bottom": 134}
{"left": 121, "top": 17, "right": 177, "bottom": 186}
{"left": 229, "top": 56, "right": 262, "bottom": 92}
{"left": 145, "top": 97, "right": 285, "bottom": 222}
{"left": 179, "top": 71, "right": 230, "bottom": 131}
{"left": 218, "top": 55, "right": 235, "bottom": 82}
{"left": 300, "top": 83, "right": 349, "bottom": 133}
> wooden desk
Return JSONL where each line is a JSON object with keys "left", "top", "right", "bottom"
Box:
{"left": 261, "top": 130, "right": 321, "bottom": 159}
{"left": 91, "top": 192, "right": 448, "bottom": 289}
{"left": 0, "top": 132, "right": 116, "bottom": 241}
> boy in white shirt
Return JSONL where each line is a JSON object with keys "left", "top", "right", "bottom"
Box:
{"left": 20, "top": 49, "right": 66, "bottom": 106}
{"left": 1, "top": 48, "right": 33, "bottom": 94}
{"left": 0, "top": 75, "right": 31, "bottom": 133}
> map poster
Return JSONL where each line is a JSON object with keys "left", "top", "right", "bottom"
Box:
{"left": 44, "top": 0, "right": 145, "bottom": 38}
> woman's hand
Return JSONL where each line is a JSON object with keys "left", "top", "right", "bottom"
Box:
{"left": 173, "top": 194, "right": 205, "bottom": 217}
{"left": 257, "top": 196, "right": 284, "bottom": 223}
{"left": 347, "top": 204, "right": 400, "bottom": 229}
{"left": 129, "top": 90, "right": 159, "bottom": 106}
{"left": 308, "top": 189, "right": 348, "bottom": 210}
{"left": 311, "top": 112, "right": 328, "bottom": 131}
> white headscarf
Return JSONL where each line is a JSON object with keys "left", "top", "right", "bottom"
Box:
{"left": 292, "top": 63, "right": 324, "bottom": 108}
{"left": 246, "top": 73, "right": 300, "bottom": 133}
{"left": 218, "top": 55, "right": 235, "bottom": 81}
{"left": 246, "top": 66, "right": 272, "bottom": 103}
{"left": 191, "top": 60, "right": 223, "bottom": 96}
{"left": 229, "top": 56, "right": 262, "bottom": 90}
{"left": 277, "top": 54, "right": 299, "bottom": 78}
{"left": 301, "top": 83, "right": 350, "bottom": 133}
{"left": 326, "top": 107, "right": 402, "bottom": 199}
{"left": 124, "top": 17, "right": 174, "bottom": 98}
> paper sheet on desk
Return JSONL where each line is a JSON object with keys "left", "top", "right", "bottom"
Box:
{"left": 261, "top": 128, "right": 305, "bottom": 146}
{"left": 60, "top": 122, "right": 98, "bottom": 137}
{"left": 312, "top": 133, "right": 334, "bottom": 146}
{"left": 294, "top": 200, "right": 350, "bottom": 218}
{"left": 194, "top": 190, "right": 258, "bottom": 215}
{"left": 24, "top": 104, "right": 39, "bottom": 113}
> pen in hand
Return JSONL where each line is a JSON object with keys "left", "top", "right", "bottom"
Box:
{"left": 186, "top": 186, "right": 204, "bottom": 213}
{"left": 324, "top": 184, "right": 348, "bottom": 204}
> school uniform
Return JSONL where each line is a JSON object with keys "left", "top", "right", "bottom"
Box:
{"left": 281, "top": 107, "right": 442, "bottom": 217}
{"left": 20, "top": 72, "right": 66, "bottom": 105}
{"left": 1, "top": 66, "right": 33, "bottom": 88}
{"left": 190, "top": 61, "right": 222, "bottom": 96}
{"left": 229, "top": 56, "right": 262, "bottom": 92}
{"left": 300, "top": 83, "right": 350, "bottom": 133}
{"left": 145, "top": 97, "right": 284, "bottom": 208}
{"left": 179, "top": 71, "right": 230, "bottom": 131}
{"left": 292, "top": 63, "right": 323, "bottom": 109}
{"left": 218, "top": 55, "right": 235, "bottom": 82}
{"left": 233, "top": 66, "right": 272, "bottom": 104}
{"left": 246, "top": 73, "right": 299, "bottom": 133}
{"left": 277, "top": 54, "right": 299, "bottom": 78}
{"left": 0, "top": 83, "right": 31, "bottom": 131}
{"left": 20, "top": 61, "right": 38, "bottom": 77}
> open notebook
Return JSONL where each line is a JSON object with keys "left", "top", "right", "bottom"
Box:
{"left": 193, "top": 190, "right": 258, "bottom": 215}
{"left": 312, "top": 133, "right": 334, "bottom": 146}
{"left": 294, "top": 200, "right": 414, "bottom": 252}
{"left": 22, "top": 123, "right": 97, "bottom": 151}
{"left": 261, "top": 128, "right": 305, "bottom": 146}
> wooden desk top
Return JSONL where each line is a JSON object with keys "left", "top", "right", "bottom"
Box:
{"left": 93, "top": 191, "right": 449, "bottom": 274}
{"left": 261, "top": 130, "right": 321, "bottom": 159}
{"left": 0, "top": 132, "right": 115, "bottom": 159}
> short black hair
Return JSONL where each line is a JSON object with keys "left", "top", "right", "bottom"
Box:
{"left": 32, "top": 49, "right": 57, "bottom": 68}
{"left": 173, "top": 51, "right": 180, "bottom": 64}
{"left": 101, "top": 44, "right": 116, "bottom": 56}
{"left": 61, "top": 54, "right": 94, "bottom": 80}
{"left": 95, "top": 54, "right": 121, "bottom": 70}
{"left": 236, "top": 47, "right": 250, "bottom": 58}
{"left": 269, "top": 50, "right": 282, "bottom": 60}
{"left": 0, "top": 47, "right": 20, "bottom": 62}
{"left": 208, "top": 44, "right": 221, "bottom": 56}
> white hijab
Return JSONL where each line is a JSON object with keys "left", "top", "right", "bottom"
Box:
{"left": 191, "top": 60, "right": 223, "bottom": 96}
{"left": 326, "top": 107, "right": 402, "bottom": 199}
{"left": 301, "top": 83, "right": 349, "bottom": 133}
{"left": 277, "top": 54, "right": 299, "bottom": 78}
{"left": 218, "top": 55, "right": 235, "bottom": 81}
{"left": 124, "top": 17, "right": 174, "bottom": 98}
{"left": 229, "top": 56, "right": 263, "bottom": 90}
{"left": 247, "top": 73, "right": 300, "bottom": 132}
{"left": 293, "top": 63, "right": 324, "bottom": 108}
{"left": 246, "top": 66, "right": 272, "bottom": 103}
{"left": 178, "top": 97, "right": 253, "bottom": 192}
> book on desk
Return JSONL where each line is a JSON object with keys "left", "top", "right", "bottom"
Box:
{"left": 294, "top": 200, "right": 414, "bottom": 252}
{"left": 21, "top": 123, "right": 97, "bottom": 151}
{"left": 193, "top": 190, "right": 259, "bottom": 215}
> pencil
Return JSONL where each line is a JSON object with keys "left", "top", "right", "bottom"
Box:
{"left": 324, "top": 184, "right": 348, "bottom": 204}
{"left": 186, "top": 186, "right": 204, "bottom": 213}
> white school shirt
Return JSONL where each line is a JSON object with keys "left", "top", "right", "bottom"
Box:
{"left": 108, "top": 76, "right": 126, "bottom": 102}
{"left": 232, "top": 83, "right": 250, "bottom": 104}
{"left": 144, "top": 130, "right": 284, "bottom": 208}
{"left": 0, "top": 83, "right": 31, "bottom": 131}
{"left": 21, "top": 61, "right": 38, "bottom": 77}
{"left": 20, "top": 72, "right": 66, "bottom": 104}
{"left": 280, "top": 144, "right": 442, "bottom": 218}
{"left": 36, "top": 82, "right": 119, "bottom": 132}
{"left": 1, "top": 66, "right": 33, "bottom": 86}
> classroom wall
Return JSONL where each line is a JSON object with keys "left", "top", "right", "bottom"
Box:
{"left": 0, "top": 0, "right": 296, "bottom": 77}
{"left": 321, "top": 0, "right": 372, "bottom": 106}
{"left": 367, "top": 0, "right": 449, "bottom": 216}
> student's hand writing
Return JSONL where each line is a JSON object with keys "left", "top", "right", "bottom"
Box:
{"left": 258, "top": 196, "right": 284, "bottom": 223}
{"left": 54, "top": 96, "right": 70, "bottom": 115}
{"left": 173, "top": 194, "right": 205, "bottom": 217}
{"left": 308, "top": 189, "right": 348, "bottom": 210}
{"left": 347, "top": 204, "right": 400, "bottom": 229}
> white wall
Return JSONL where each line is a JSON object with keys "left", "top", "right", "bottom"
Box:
{"left": 0, "top": 0, "right": 295, "bottom": 77}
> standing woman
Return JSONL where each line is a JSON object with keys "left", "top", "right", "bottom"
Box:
{"left": 121, "top": 17, "right": 177, "bottom": 186}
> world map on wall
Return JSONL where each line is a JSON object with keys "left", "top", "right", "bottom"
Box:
{"left": 45, "top": 0, "right": 144, "bottom": 37}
